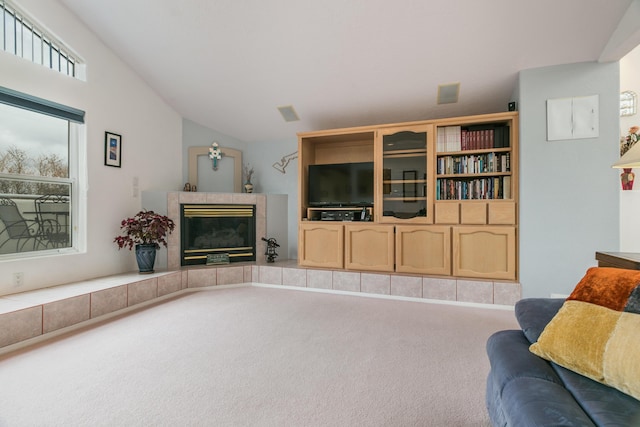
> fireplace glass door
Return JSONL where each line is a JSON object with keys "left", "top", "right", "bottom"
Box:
{"left": 181, "top": 204, "right": 256, "bottom": 265}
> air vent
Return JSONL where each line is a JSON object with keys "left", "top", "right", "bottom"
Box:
{"left": 277, "top": 105, "right": 300, "bottom": 122}
{"left": 437, "top": 83, "right": 460, "bottom": 104}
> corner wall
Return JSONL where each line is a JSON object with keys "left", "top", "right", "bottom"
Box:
{"left": 243, "top": 138, "right": 299, "bottom": 260}
{"left": 518, "top": 61, "right": 620, "bottom": 298}
{"left": 182, "top": 119, "right": 299, "bottom": 259}
{"left": 181, "top": 119, "right": 248, "bottom": 192}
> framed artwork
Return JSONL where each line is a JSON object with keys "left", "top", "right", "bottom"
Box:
{"left": 104, "top": 131, "right": 122, "bottom": 167}
{"left": 403, "top": 170, "right": 417, "bottom": 202}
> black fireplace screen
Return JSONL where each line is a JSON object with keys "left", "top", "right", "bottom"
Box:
{"left": 181, "top": 204, "right": 256, "bottom": 265}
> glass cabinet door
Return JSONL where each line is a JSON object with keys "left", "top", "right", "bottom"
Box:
{"left": 377, "top": 126, "right": 430, "bottom": 222}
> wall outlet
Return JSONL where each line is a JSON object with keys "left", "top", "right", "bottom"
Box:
{"left": 13, "top": 272, "right": 24, "bottom": 287}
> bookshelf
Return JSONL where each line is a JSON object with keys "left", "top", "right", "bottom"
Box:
{"left": 435, "top": 120, "right": 514, "bottom": 201}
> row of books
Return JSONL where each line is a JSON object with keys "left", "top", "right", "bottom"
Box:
{"left": 436, "top": 152, "right": 510, "bottom": 175}
{"left": 436, "top": 176, "right": 512, "bottom": 200}
{"left": 436, "top": 125, "right": 510, "bottom": 152}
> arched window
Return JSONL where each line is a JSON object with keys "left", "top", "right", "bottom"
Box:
{"left": 621, "top": 91, "right": 637, "bottom": 117}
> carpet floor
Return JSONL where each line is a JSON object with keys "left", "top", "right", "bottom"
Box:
{"left": 0, "top": 285, "right": 518, "bottom": 426}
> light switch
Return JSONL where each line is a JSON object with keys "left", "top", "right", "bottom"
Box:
{"left": 132, "top": 176, "right": 139, "bottom": 197}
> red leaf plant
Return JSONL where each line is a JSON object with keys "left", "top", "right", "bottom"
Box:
{"left": 114, "top": 210, "right": 175, "bottom": 250}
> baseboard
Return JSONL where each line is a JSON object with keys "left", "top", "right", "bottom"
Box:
{"left": 251, "top": 282, "right": 515, "bottom": 311}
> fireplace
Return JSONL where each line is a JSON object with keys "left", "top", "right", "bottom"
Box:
{"left": 180, "top": 204, "right": 256, "bottom": 265}
{"left": 141, "top": 191, "right": 286, "bottom": 270}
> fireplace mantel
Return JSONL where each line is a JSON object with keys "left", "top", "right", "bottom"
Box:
{"left": 142, "top": 191, "right": 288, "bottom": 270}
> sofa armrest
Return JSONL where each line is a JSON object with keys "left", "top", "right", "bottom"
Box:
{"left": 515, "top": 298, "right": 564, "bottom": 343}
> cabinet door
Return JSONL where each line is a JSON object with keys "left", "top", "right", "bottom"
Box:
{"left": 299, "top": 223, "right": 344, "bottom": 268}
{"left": 344, "top": 224, "right": 395, "bottom": 271}
{"left": 396, "top": 225, "right": 451, "bottom": 275}
{"left": 452, "top": 226, "right": 516, "bottom": 280}
{"left": 376, "top": 125, "right": 432, "bottom": 223}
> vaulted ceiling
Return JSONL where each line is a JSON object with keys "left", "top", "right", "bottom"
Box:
{"left": 59, "top": 0, "right": 638, "bottom": 143}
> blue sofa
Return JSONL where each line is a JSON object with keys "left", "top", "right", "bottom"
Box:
{"left": 486, "top": 298, "right": 640, "bottom": 426}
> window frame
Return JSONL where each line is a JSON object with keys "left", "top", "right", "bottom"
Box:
{"left": 0, "top": 86, "right": 84, "bottom": 259}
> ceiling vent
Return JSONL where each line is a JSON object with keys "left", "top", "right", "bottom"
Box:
{"left": 277, "top": 105, "right": 300, "bottom": 122}
{"left": 437, "top": 83, "right": 460, "bottom": 104}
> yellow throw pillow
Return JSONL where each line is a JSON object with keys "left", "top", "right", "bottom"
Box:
{"left": 530, "top": 267, "right": 640, "bottom": 400}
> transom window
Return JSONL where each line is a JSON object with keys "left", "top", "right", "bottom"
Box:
{"left": 0, "top": 0, "right": 80, "bottom": 78}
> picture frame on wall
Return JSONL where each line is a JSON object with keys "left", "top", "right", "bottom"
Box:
{"left": 104, "top": 131, "right": 122, "bottom": 167}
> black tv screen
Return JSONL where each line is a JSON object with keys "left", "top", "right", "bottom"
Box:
{"left": 308, "top": 162, "right": 374, "bottom": 207}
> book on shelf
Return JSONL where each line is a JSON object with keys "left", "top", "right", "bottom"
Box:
{"left": 437, "top": 124, "right": 510, "bottom": 153}
{"left": 503, "top": 176, "right": 511, "bottom": 199}
{"left": 437, "top": 126, "right": 462, "bottom": 152}
{"left": 436, "top": 176, "right": 512, "bottom": 200}
{"left": 436, "top": 152, "right": 510, "bottom": 175}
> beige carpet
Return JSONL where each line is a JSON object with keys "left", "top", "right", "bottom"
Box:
{"left": 0, "top": 286, "right": 517, "bottom": 426}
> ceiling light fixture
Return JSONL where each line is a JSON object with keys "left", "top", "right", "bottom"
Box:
{"left": 277, "top": 105, "right": 300, "bottom": 122}
{"left": 437, "top": 83, "right": 460, "bottom": 104}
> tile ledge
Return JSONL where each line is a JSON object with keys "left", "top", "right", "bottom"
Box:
{"left": 0, "top": 270, "right": 178, "bottom": 314}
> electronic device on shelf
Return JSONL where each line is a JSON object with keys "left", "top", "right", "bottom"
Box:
{"left": 320, "top": 211, "right": 354, "bottom": 221}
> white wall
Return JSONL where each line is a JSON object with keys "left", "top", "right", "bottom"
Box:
{"left": 243, "top": 138, "right": 299, "bottom": 260}
{"left": 0, "top": 0, "right": 182, "bottom": 296}
{"left": 518, "top": 61, "right": 620, "bottom": 298}
{"left": 619, "top": 44, "right": 640, "bottom": 251}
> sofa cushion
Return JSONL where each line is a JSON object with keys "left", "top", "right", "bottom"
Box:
{"left": 530, "top": 267, "right": 640, "bottom": 401}
{"left": 501, "top": 377, "right": 596, "bottom": 427}
{"left": 486, "top": 330, "right": 594, "bottom": 427}
{"left": 515, "top": 298, "right": 564, "bottom": 343}
{"left": 552, "top": 363, "right": 640, "bottom": 427}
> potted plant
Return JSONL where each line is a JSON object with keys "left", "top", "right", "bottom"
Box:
{"left": 114, "top": 209, "right": 176, "bottom": 273}
{"left": 243, "top": 163, "right": 254, "bottom": 193}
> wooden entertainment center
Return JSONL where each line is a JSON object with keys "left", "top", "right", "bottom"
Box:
{"left": 297, "top": 112, "right": 518, "bottom": 281}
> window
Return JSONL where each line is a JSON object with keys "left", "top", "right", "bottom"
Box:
{"left": 0, "top": 86, "right": 84, "bottom": 257}
{"left": 621, "top": 91, "right": 637, "bottom": 117}
{"left": 0, "top": 0, "right": 80, "bottom": 78}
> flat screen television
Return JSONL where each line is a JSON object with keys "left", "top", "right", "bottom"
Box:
{"left": 308, "top": 162, "right": 374, "bottom": 207}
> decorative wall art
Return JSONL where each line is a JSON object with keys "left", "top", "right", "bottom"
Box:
{"left": 104, "top": 131, "right": 122, "bottom": 168}
{"left": 209, "top": 142, "right": 223, "bottom": 170}
{"left": 272, "top": 151, "right": 298, "bottom": 174}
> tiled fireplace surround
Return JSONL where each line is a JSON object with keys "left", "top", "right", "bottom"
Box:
{"left": 0, "top": 192, "right": 521, "bottom": 351}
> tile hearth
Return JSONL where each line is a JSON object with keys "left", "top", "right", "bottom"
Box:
{"left": 0, "top": 260, "right": 521, "bottom": 351}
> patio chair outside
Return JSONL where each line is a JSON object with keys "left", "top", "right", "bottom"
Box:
{"left": 0, "top": 197, "right": 43, "bottom": 253}
{"left": 35, "top": 194, "right": 71, "bottom": 248}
